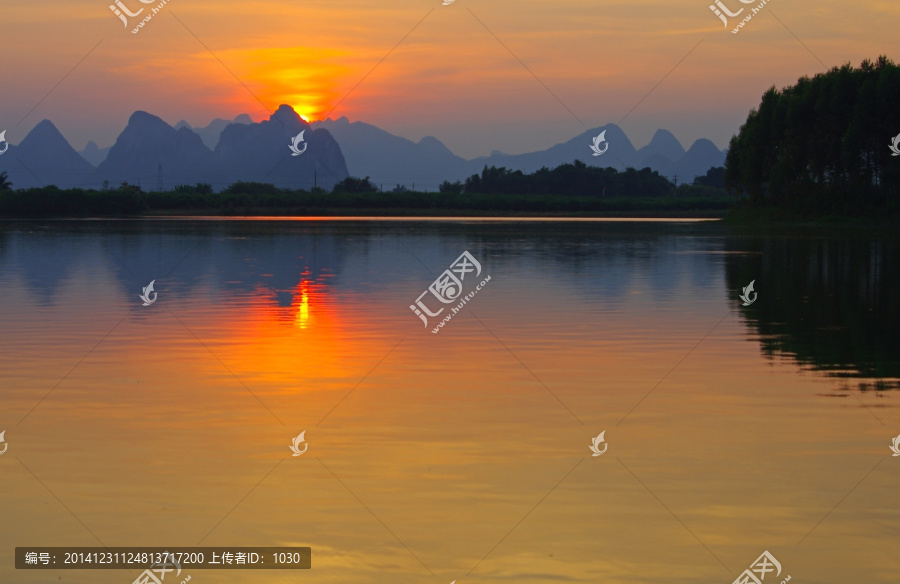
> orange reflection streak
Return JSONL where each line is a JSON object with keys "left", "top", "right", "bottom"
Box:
{"left": 295, "top": 277, "right": 311, "bottom": 330}
{"left": 198, "top": 274, "right": 354, "bottom": 397}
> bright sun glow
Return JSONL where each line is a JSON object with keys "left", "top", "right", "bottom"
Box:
{"left": 207, "top": 46, "right": 349, "bottom": 123}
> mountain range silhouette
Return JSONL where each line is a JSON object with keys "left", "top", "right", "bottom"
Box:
{"left": 0, "top": 105, "right": 725, "bottom": 191}
{"left": 314, "top": 118, "right": 725, "bottom": 189}
{"left": 0, "top": 105, "right": 348, "bottom": 191}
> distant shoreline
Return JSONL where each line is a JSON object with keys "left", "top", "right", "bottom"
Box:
{"left": 0, "top": 210, "right": 728, "bottom": 220}
{"left": 0, "top": 189, "right": 735, "bottom": 219}
{"left": 3, "top": 187, "right": 895, "bottom": 223}
{"left": 3, "top": 206, "right": 897, "bottom": 224}
{"left": 6, "top": 211, "right": 896, "bottom": 225}
{"left": 143, "top": 208, "right": 728, "bottom": 219}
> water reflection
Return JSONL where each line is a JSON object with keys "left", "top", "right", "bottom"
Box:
{"left": 2, "top": 219, "right": 898, "bottom": 394}
{"left": 0, "top": 219, "right": 726, "bottom": 308}
{"left": 1, "top": 219, "right": 899, "bottom": 584}
{"left": 724, "top": 230, "right": 900, "bottom": 391}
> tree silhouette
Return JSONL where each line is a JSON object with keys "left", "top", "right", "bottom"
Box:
{"left": 694, "top": 166, "right": 725, "bottom": 188}
{"left": 332, "top": 176, "right": 377, "bottom": 193}
{"left": 725, "top": 56, "right": 900, "bottom": 213}
{"left": 439, "top": 180, "right": 463, "bottom": 194}
{"left": 175, "top": 183, "right": 213, "bottom": 194}
{"left": 0, "top": 171, "right": 12, "bottom": 191}
{"left": 462, "top": 161, "right": 673, "bottom": 197}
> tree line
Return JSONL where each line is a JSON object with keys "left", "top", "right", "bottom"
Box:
{"left": 331, "top": 161, "right": 723, "bottom": 198}
{"left": 0, "top": 177, "right": 731, "bottom": 219}
{"left": 725, "top": 55, "right": 900, "bottom": 214}
{"left": 0, "top": 160, "right": 729, "bottom": 217}
{"left": 442, "top": 160, "right": 675, "bottom": 197}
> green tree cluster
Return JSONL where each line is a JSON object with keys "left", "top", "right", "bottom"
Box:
{"left": 0, "top": 162, "right": 734, "bottom": 216}
{"left": 0, "top": 185, "right": 144, "bottom": 216}
{"left": 175, "top": 183, "right": 214, "bottom": 194}
{"left": 694, "top": 166, "right": 725, "bottom": 189}
{"left": 725, "top": 56, "right": 900, "bottom": 212}
{"left": 332, "top": 176, "right": 378, "bottom": 193}
{"left": 462, "top": 160, "right": 673, "bottom": 197}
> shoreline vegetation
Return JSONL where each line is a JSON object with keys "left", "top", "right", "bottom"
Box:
{"left": 0, "top": 190, "right": 734, "bottom": 219}
{"left": 0, "top": 161, "right": 736, "bottom": 219}
{"left": 724, "top": 56, "right": 900, "bottom": 223}
{"left": 1, "top": 181, "right": 897, "bottom": 222}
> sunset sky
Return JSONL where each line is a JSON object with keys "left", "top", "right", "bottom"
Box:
{"left": 0, "top": 0, "right": 895, "bottom": 158}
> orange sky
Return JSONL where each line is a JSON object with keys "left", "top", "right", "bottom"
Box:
{"left": 0, "top": 0, "right": 896, "bottom": 157}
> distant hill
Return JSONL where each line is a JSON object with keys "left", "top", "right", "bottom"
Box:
{"left": 462, "top": 125, "right": 725, "bottom": 186}
{"left": 0, "top": 120, "right": 96, "bottom": 189}
{"left": 319, "top": 118, "right": 725, "bottom": 189}
{"left": 4, "top": 110, "right": 724, "bottom": 193}
{"left": 175, "top": 113, "right": 253, "bottom": 150}
{"left": 2, "top": 106, "right": 349, "bottom": 191}
{"left": 636, "top": 129, "right": 686, "bottom": 162}
{"left": 80, "top": 141, "right": 111, "bottom": 166}
{"left": 212, "top": 105, "right": 348, "bottom": 190}
{"left": 94, "top": 111, "right": 216, "bottom": 189}
{"left": 317, "top": 117, "right": 469, "bottom": 190}
{"left": 677, "top": 139, "right": 727, "bottom": 184}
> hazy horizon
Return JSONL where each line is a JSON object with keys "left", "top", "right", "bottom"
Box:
{"left": 8, "top": 110, "right": 728, "bottom": 161}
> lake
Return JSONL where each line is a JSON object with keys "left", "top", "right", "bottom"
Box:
{"left": 1, "top": 218, "right": 898, "bottom": 584}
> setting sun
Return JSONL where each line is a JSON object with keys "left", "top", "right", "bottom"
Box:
{"left": 197, "top": 46, "right": 351, "bottom": 123}
{"left": 288, "top": 103, "right": 315, "bottom": 123}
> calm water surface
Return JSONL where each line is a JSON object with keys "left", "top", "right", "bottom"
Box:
{"left": 1, "top": 219, "right": 898, "bottom": 584}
